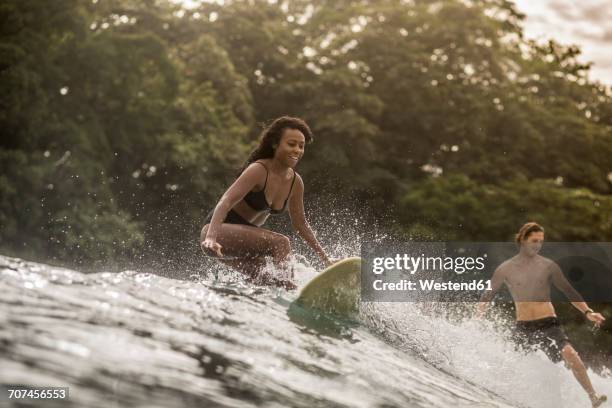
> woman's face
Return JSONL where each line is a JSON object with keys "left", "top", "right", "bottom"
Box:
{"left": 274, "top": 128, "right": 305, "bottom": 168}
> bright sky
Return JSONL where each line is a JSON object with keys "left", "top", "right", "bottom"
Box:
{"left": 514, "top": 0, "right": 612, "bottom": 85}
{"left": 173, "top": 0, "right": 612, "bottom": 85}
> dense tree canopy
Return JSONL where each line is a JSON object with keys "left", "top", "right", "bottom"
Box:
{"left": 1, "top": 0, "right": 611, "bottom": 365}
{"left": 1, "top": 0, "right": 611, "bottom": 265}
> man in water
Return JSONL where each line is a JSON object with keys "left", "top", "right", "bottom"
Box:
{"left": 477, "top": 222, "right": 607, "bottom": 407}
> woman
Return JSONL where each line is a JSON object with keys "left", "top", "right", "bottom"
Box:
{"left": 200, "top": 116, "right": 332, "bottom": 289}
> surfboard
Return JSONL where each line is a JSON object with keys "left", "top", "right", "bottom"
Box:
{"left": 293, "top": 257, "right": 361, "bottom": 316}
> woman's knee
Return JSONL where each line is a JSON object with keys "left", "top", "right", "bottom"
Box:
{"left": 270, "top": 234, "right": 291, "bottom": 259}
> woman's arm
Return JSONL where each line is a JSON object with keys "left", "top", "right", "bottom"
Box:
{"left": 288, "top": 174, "right": 331, "bottom": 265}
{"left": 203, "top": 164, "right": 265, "bottom": 255}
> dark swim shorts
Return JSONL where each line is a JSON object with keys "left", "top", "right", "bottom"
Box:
{"left": 515, "top": 316, "right": 571, "bottom": 363}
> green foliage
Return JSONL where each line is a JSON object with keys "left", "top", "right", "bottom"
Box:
{"left": 0, "top": 0, "right": 252, "bottom": 267}
{"left": 0, "top": 149, "right": 143, "bottom": 268}
{"left": 399, "top": 174, "right": 612, "bottom": 241}
{"left": 1, "top": 0, "right": 611, "bottom": 273}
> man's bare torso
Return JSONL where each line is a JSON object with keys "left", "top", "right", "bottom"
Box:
{"left": 499, "top": 254, "right": 557, "bottom": 321}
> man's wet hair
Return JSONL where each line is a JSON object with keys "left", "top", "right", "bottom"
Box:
{"left": 515, "top": 222, "right": 545, "bottom": 244}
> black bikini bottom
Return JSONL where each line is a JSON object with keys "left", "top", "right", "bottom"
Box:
{"left": 205, "top": 209, "right": 256, "bottom": 227}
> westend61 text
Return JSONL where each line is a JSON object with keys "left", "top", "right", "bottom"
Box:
{"left": 372, "top": 279, "right": 492, "bottom": 291}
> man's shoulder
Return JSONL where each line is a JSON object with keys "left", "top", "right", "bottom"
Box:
{"left": 498, "top": 256, "right": 519, "bottom": 269}
{"left": 537, "top": 255, "right": 561, "bottom": 271}
{"left": 536, "top": 254, "right": 552, "bottom": 262}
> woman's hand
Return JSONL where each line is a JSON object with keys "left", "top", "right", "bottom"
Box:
{"left": 324, "top": 257, "right": 340, "bottom": 267}
{"left": 201, "top": 237, "right": 223, "bottom": 257}
{"left": 586, "top": 311, "right": 605, "bottom": 328}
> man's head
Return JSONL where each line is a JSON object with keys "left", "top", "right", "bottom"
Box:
{"left": 515, "top": 222, "right": 544, "bottom": 256}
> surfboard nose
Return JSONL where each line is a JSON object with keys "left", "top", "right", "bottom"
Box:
{"left": 293, "top": 257, "right": 361, "bottom": 316}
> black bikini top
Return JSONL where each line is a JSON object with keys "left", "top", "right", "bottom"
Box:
{"left": 243, "top": 161, "right": 296, "bottom": 215}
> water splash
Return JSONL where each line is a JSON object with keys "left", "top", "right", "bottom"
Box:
{"left": 3, "top": 254, "right": 522, "bottom": 407}
{"left": 359, "top": 301, "right": 612, "bottom": 408}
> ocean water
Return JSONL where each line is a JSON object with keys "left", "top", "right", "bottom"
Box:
{"left": 1, "top": 254, "right": 610, "bottom": 408}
